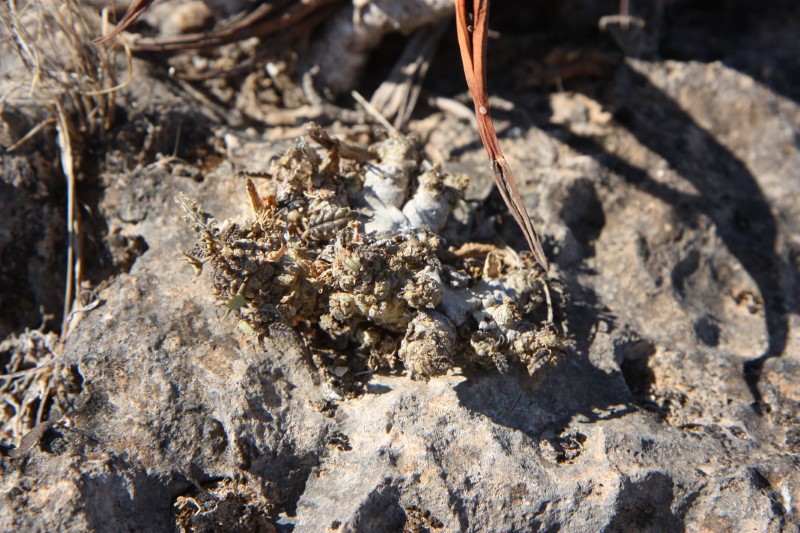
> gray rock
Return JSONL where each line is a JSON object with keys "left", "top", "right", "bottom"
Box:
{"left": 2, "top": 3, "right": 799, "bottom": 532}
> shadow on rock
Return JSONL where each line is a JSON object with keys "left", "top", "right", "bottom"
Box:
{"left": 455, "top": 281, "right": 635, "bottom": 437}
{"left": 662, "top": 0, "right": 800, "bottom": 106}
{"left": 558, "top": 62, "right": 791, "bottom": 413}
{"left": 607, "top": 471, "right": 683, "bottom": 533}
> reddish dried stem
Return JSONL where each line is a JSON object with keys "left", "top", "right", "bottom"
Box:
{"left": 454, "top": 0, "right": 549, "bottom": 271}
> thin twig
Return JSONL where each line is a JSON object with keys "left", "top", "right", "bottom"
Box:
{"left": 369, "top": 21, "right": 448, "bottom": 130}
{"left": 5, "top": 117, "right": 56, "bottom": 151}
{"left": 351, "top": 90, "right": 397, "bottom": 135}
{"left": 542, "top": 279, "right": 554, "bottom": 325}
{"left": 94, "top": 0, "right": 339, "bottom": 53}
{"left": 83, "top": 36, "right": 133, "bottom": 96}
{"left": 65, "top": 297, "right": 102, "bottom": 322}
{"left": 36, "top": 366, "right": 56, "bottom": 425}
{"left": 426, "top": 95, "right": 477, "bottom": 130}
{"left": 503, "top": 390, "right": 524, "bottom": 417}
{"left": 91, "top": 0, "right": 154, "bottom": 44}
{"left": 0, "top": 359, "right": 56, "bottom": 382}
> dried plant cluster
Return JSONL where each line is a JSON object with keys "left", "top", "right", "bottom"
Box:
{"left": 174, "top": 478, "right": 277, "bottom": 533}
{"left": 1, "top": 0, "right": 126, "bottom": 135}
{"left": 180, "top": 125, "right": 565, "bottom": 385}
{"left": 0, "top": 330, "right": 79, "bottom": 449}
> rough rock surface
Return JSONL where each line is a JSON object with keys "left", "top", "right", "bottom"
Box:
{"left": 1, "top": 2, "right": 799, "bottom": 532}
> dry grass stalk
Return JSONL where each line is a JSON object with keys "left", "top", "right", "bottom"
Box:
{"left": 2, "top": 0, "right": 128, "bottom": 326}
{"left": 1, "top": 0, "right": 129, "bottom": 134}
{"left": 454, "top": 0, "right": 549, "bottom": 272}
{"left": 0, "top": 0, "right": 128, "bottom": 445}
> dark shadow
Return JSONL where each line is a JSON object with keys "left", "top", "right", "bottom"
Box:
{"left": 0, "top": 150, "right": 66, "bottom": 337}
{"left": 366, "top": 383, "right": 393, "bottom": 395}
{"left": 661, "top": 0, "right": 800, "bottom": 106}
{"left": 555, "top": 62, "right": 791, "bottom": 412}
{"left": 348, "top": 483, "right": 406, "bottom": 533}
{"left": 453, "top": 360, "right": 636, "bottom": 439}
{"left": 8, "top": 419, "right": 185, "bottom": 532}
{"left": 606, "top": 471, "right": 683, "bottom": 533}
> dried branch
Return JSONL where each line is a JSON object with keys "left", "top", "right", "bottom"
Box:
{"left": 94, "top": 0, "right": 341, "bottom": 53}
{"left": 454, "top": 0, "right": 549, "bottom": 272}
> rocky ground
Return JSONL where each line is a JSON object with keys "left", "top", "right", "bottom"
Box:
{"left": 1, "top": 1, "right": 799, "bottom": 531}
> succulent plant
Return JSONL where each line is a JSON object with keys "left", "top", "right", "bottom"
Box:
{"left": 180, "top": 124, "right": 566, "bottom": 390}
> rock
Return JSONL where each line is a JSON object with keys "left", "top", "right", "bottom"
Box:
{"left": 2, "top": 2, "right": 800, "bottom": 532}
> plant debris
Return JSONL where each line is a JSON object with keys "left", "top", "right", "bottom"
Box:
{"left": 454, "top": 0, "right": 549, "bottom": 272}
{"left": 0, "top": 329, "right": 80, "bottom": 449}
{"left": 174, "top": 478, "right": 278, "bottom": 533}
{"left": 179, "top": 124, "right": 566, "bottom": 390}
{"left": 404, "top": 504, "right": 444, "bottom": 533}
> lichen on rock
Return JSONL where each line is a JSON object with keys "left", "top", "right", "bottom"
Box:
{"left": 179, "top": 124, "right": 566, "bottom": 385}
